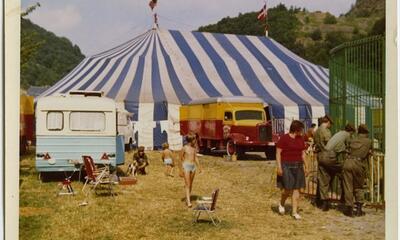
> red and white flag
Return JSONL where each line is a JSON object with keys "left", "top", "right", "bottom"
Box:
{"left": 149, "top": 0, "right": 158, "bottom": 10}
{"left": 257, "top": 4, "right": 267, "bottom": 21}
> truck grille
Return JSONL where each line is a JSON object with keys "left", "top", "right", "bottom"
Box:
{"left": 259, "top": 125, "right": 272, "bottom": 142}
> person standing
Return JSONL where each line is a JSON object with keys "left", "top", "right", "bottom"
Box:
{"left": 180, "top": 134, "right": 202, "bottom": 207}
{"left": 342, "top": 124, "right": 372, "bottom": 217}
{"left": 305, "top": 123, "right": 317, "bottom": 142}
{"left": 325, "top": 123, "right": 356, "bottom": 165}
{"left": 324, "top": 123, "right": 356, "bottom": 204}
{"left": 161, "top": 142, "right": 175, "bottom": 177}
{"left": 276, "top": 120, "right": 308, "bottom": 220}
{"left": 314, "top": 115, "right": 335, "bottom": 211}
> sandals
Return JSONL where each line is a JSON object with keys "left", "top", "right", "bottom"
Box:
{"left": 292, "top": 213, "right": 302, "bottom": 220}
{"left": 278, "top": 203, "right": 285, "bottom": 215}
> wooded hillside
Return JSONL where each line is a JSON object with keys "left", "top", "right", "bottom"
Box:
{"left": 21, "top": 18, "right": 85, "bottom": 89}
{"left": 198, "top": 0, "right": 385, "bottom": 67}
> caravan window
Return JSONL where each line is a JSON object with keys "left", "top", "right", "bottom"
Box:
{"left": 47, "top": 111, "right": 63, "bottom": 131}
{"left": 70, "top": 112, "right": 105, "bottom": 131}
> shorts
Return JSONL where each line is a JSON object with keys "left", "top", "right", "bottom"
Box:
{"left": 277, "top": 161, "right": 305, "bottom": 190}
{"left": 164, "top": 158, "right": 173, "bottom": 166}
{"left": 182, "top": 162, "right": 196, "bottom": 173}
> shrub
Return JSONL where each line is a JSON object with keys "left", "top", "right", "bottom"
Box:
{"left": 324, "top": 14, "right": 337, "bottom": 24}
{"left": 310, "top": 29, "right": 322, "bottom": 41}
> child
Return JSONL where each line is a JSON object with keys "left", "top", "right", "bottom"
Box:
{"left": 133, "top": 146, "right": 149, "bottom": 175}
{"left": 180, "top": 134, "right": 202, "bottom": 207}
{"left": 161, "top": 142, "right": 175, "bottom": 177}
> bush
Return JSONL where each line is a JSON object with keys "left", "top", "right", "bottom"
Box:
{"left": 310, "top": 29, "right": 322, "bottom": 41}
{"left": 369, "top": 17, "right": 385, "bottom": 36}
{"left": 324, "top": 14, "right": 337, "bottom": 24}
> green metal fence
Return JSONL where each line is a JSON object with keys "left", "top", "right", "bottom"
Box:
{"left": 329, "top": 35, "right": 385, "bottom": 152}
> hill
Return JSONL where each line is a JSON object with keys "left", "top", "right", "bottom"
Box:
{"left": 21, "top": 18, "right": 85, "bottom": 89}
{"left": 346, "top": 0, "right": 385, "bottom": 18}
{"left": 198, "top": 1, "right": 385, "bottom": 67}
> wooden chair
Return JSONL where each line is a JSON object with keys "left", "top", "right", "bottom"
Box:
{"left": 192, "top": 189, "right": 221, "bottom": 226}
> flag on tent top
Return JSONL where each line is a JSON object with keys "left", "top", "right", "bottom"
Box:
{"left": 149, "top": 0, "right": 157, "bottom": 10}
{"left": 257, "top": 4, "right": 267, "bottom": 21}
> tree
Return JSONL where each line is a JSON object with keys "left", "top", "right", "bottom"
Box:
{"left": 21, "top": 3, "right": 43, "bottom": 71}
{"left": 265, "top": 4, "right": 302, "bottom": 50}
{"left": 369, "top": 17, "right": 385, "bottom": 36}
{"left": 324, "top": 13, "right": 337, "bottom": 24}
{"left": 20, "top": 18, "right": 85, "bottom": 88}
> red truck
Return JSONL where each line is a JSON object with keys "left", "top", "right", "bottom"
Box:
{"left": 180, "top": 97, "right": 276, "bottom": 159}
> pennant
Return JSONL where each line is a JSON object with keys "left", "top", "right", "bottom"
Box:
{"left": 149, "top": 0, "right": 157, "bottom": 10}
{"left": 257, "top": 4, "right": 267, "bottom": 21}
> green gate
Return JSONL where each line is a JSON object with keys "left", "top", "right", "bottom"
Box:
{"left": 329, "top": 35, "right": 385, "bottom": 153}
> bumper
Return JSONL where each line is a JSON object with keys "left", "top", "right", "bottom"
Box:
{"left": 234, "top": 141, "right": 275, "bottom": 152}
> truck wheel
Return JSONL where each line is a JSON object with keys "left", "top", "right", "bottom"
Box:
{"left": 226, "top": 140, "right": 236, "bottom": 156}
{"left": 265, "top": 146, "right": 276, "bottom": 160}
{"left": 236, "top": 147, "right": 245, "bottom": 158}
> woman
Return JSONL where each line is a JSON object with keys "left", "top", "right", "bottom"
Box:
{"left": 180, "top": 134, "right": 202, "bottom": 207}
{"left": 276, "top": 120, "right": 308, "bottom": 220}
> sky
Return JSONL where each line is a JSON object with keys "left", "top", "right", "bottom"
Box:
{"left": 22, "top": 0, "right": 357, "bottom": 56}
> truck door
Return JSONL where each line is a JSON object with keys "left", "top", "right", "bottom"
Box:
{"left": 223, "top": 111, "right": 233, "bottom": 139}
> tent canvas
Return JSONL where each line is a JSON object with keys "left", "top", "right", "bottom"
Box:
{"left": 40, "top": 29, "right": 329, "bottom": 149}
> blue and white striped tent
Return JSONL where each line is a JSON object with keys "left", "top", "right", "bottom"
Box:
{"left": 40, "top": 28, "right": 329, "bottom": 150}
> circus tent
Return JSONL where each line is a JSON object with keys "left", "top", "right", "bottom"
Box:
{"left": 40, "top": 28, "right": 329, "bottom": 149}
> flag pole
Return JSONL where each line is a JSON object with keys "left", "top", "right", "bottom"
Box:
{"left": 265, "top": 0, "right": 268, "bottom": 37}
{"left": 149, "top": 0, "right": 159, "bottom": 29}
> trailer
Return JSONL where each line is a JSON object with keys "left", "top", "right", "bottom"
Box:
{"left": 35, "top": 91, "right": 125, "bottom": 175}
{"left": 20, "top": 94, "right": 35, "bottom": 154}
{"left": 180, "top": 97, "right": 275, "bottom": 159}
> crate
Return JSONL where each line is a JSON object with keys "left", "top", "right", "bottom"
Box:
{"left": 119, "top": 177, "right": 137, "bottom": 185}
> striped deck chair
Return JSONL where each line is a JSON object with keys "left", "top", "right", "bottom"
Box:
{"left": 192, "top": 189, "right": 221, "bottom": 226}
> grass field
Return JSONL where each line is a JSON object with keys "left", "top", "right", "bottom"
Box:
{"left": 20, "top": 150, "right": 384, "bottom": 240}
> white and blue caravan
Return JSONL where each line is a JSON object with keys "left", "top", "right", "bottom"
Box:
{"left": 35, "top": 91, "right": 125, "bottom": 173}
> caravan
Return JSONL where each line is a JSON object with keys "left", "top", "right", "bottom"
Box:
{"left": 35, "top": 91, "right": 125, "bottom": 174}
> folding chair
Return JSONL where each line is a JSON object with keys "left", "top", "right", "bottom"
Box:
{"left": 192, "top": 189, "right": 221, "bottom": 226}
{"left": 80, "top": 155, "right": 117, "bottom": 205}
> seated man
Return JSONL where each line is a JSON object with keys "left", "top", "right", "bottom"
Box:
{"left": 133, "top": 146, "right": 149, "bottom": 175}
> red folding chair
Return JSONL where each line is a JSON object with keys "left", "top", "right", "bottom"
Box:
{"left": 80, "top": 155, "right": 117, "bottom": 205}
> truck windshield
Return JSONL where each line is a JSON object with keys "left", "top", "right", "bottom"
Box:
{"left": 235, "top": 110, "right": 263, "bottom": 120}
